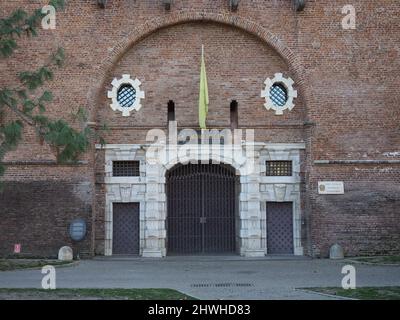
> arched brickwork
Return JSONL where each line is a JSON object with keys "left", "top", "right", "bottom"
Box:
{"left": 89, "top": 11, "right": 310, "bottom": 122}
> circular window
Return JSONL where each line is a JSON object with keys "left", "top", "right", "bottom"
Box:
{"left": 261, "top": 73, "right": 297, "bottom": 115}
{"left": 269, "top": 83, "right": 288, "bottom": 107}
{"left": 117, "top": 84, "right": 136, "bottom": 108}
{"left": 108, "top": 74, "right": 145, "bottom": 116}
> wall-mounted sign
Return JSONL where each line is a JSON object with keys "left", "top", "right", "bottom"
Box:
{"left": 14, "top": 244, "right": 21, "bottom": 253}
{"left": 69, "top": 219, "right": 87, "bottom": 242}
{"left": 318, "top": 181, "right": 345, "bottom": 195}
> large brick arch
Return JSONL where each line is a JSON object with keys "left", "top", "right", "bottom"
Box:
{"left": 89, "top": 11, "right": 310, "bottom": 122}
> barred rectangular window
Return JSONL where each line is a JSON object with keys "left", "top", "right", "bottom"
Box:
{"left": 113, "top": 161, "right": 140, "bottom": 177}
{"left": 266, "top": 161, "right": 292, "bottom": 176}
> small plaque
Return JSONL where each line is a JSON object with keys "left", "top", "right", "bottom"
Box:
{"left": 318, "top": 181, "right": 344, "bottom": 195}
{"left": 14, "top": 244, "right": 21, "bottom": 253}
{"left": 69, "top": 219, "right": 87, "bottom": 242}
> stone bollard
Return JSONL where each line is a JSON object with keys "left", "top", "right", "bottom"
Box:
{"left": 58, "top": 246, "right": 73, "bottom": 261}
{"left": 329, "top": 244, "right": 344, "bottom": 260}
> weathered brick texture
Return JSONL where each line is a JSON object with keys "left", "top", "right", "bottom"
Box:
{"left": 0, "top": 179, "right": 92, "bottom": 258}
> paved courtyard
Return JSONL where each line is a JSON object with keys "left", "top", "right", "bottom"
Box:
{"left": 1, "top": 256, "right": 400, "bottom": 300}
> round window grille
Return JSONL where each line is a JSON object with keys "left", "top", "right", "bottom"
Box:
{"left": 117, "top": 84, "right": 136, "bottom": 108}
{"left": 269, "top": 83, "right": 288, "bottom": 107}
{"left": 108, "top": 74, "right": 145, "bottom": 116}
{"left": 261, "top": 73, "right": 297, "bottom": 115}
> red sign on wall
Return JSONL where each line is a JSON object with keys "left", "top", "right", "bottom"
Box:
{"left": 14, "top": 244, "right": 21, "bottom": 253}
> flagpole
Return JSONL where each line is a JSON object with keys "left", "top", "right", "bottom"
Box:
{"left": 199, "top": 44, "right": 208, "bottom": 130}
{"left": 201, "top": 45, "right": 204, "bottom": 132}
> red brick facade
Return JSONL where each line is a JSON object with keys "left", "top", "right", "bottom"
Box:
{"left": 1, "top": 0, "right": 399, "bottom": 258}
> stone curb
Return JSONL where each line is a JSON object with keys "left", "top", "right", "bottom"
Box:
{"left": 295, "top": 288, "right": 358, "bottom": 300}
{"left": 1, "top": 261, "right": 80, "bottom": 272}
{"left": 344, "top": 259, "right": 400, "bottom": 267}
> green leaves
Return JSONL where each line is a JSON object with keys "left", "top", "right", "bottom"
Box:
{"left": 0, "top": 2, "right": 65, "bottom": 58}
{"left": 22, "top": 99, "right": 36, "bottom": 114}
{"left": 0, "top": 9, "right": 27, "bottom": 37}
{"left": 15, "top": 48, "right": 64, "bottom": 92}
{"left": 23, "top": 9, "right": 43, "bottom": 37}
{"left": 49, "top": 0, "right": 66, "bottom": 11}
{"left": 0, "top": 88, "right": 52, "bottom": 116}
{"left": 72, "top": 106, "right": 89, "bottom": 122}
{"left": 38, "top": 91, "right": 53, "bottom": 113}
{"left": 0, "top": 89, "right": 17, "bottom": 108}
{"left": 0, "top": 2, "right": 107, "bottom": 183}
{"left": 43, "top": 119, "right": 90, "bottom": 163}
{"left": 16, "top": 89, "right": 27, "bottom": 99}
{"left": 32, "top": 115, "right": 49, "bottom": 126}
{"left": 19, "top": 67, "right": 53, "bottom": 90}
{"left": 51, "top": 47, "right": 65, "bottom": 67}
{"left": 0, "top": 39, "right": 17, "bottom": 58}
{"left": 0, "top": 120, "right": 24, "bottom": 148}
{"left": 0, "top": 43, "right": 65, "bottom": 140}
{"left": 39, "top": 91, "right": 53, "bottom": 103}
{"left": 0, "top": 8, "right": 33, "bottom": 58}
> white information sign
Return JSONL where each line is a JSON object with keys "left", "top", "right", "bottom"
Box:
{"left": 318, "top": 181, "right": 344, "bottom": 195}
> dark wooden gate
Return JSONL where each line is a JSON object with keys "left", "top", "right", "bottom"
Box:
{"left": 266, "top": 202, "right": 294, "bottom": 254}
{"left": 113, "top": 203, "right": 140, "bottom": 255}
{"left": 167, "top": 163, "right": 237, "bottom": 254}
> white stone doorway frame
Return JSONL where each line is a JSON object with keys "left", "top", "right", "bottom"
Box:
{"left": 97, "top": 142, "right": 305, "bottom": 257}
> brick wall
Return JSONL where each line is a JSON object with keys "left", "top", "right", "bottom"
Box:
{"left": 1, "top": 0, "right": 399, "bottom": 257}
{"left": 309, "top": 164, "right": 400, "bottom": 257}
{"left": 0, "top": 179, "right": 93, "bottom": 258}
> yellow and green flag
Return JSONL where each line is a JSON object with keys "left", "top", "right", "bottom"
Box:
{"left": 198, "top": 45, "right": 209, "bottom": 129}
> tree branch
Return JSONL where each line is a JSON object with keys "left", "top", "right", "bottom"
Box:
{"left": 3, "top": 100, "right": 34, "bottom": 125}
